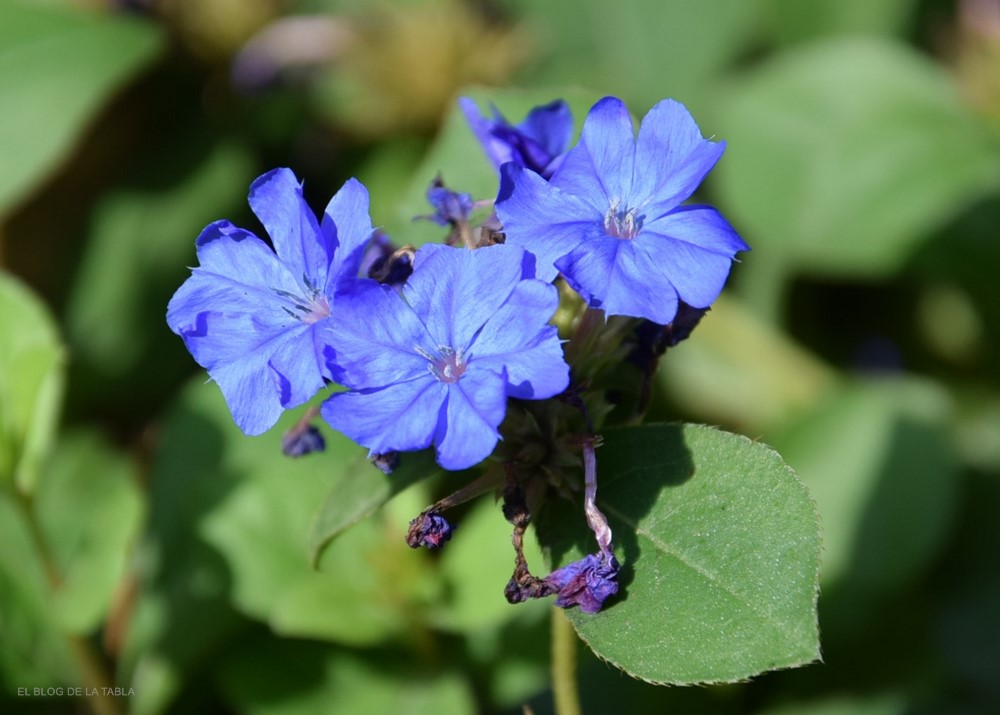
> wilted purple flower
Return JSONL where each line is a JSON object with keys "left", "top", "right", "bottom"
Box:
{"left": 545, "top": 551, "right": 620, "bottom": 614}
{"left": 167, "top": 168, "right": 373, "bottom": 435}
{"left": 406, "top": 512, "right": 454, "bottom": 549}
{"left": 496, "top": 97, "right": 749, "bottom": 325}
{"left": 460, "top": 97, "right": 573, "bottom": 179}
{"left": 320, "top": 244, "right": 570, "bottom": 470}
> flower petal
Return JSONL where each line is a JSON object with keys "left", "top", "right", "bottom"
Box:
{"left": 210, "top": 350, "right": 285, "bottom": 436}
{"left": 470, "top": 280, "right": 569, "bottom": 399}
{"left": 194, "top": 220, "right": 300, "bottom": 292}
{"left": 519, "top": 99, "right": 574, "bottom": 172}
{"left": 459, "top": 96, "right": 513, "bottom": 169}
{"left": 180, "top": 312, "right": 312, "bottom": 434}
{"left": 545, "top": 552, "right": 620, "bottom": 614}
{"left": 434, "top": 369, "right": 507, "bottom": 470}
{"left": 459, "top": 97, "right": 572, "bottom": 177}
{"left": 637, "top": 231, "right": 740, "bottom": 310}
{"left": 496, "top": 164, "right": 599, "bottom": 283}
{"left": 166, "top": 222, "right": 303, "bottom": 336}
{"left": 322, "top": 178, "right": 374, "bottom": 293}
{"left": 248, "top": 168, "right": 330, "bottom": 286}
{"left": 321, "top": 379, "right": 445, "bottom": 455}
{"left": 633, "top": 99, "right": 726, "bottom": 213}
{"left": 555, "top": 237, "right": 680, "bottom": 324}
{"left": 404, "top": 244, "right": 524, "bottom": 350}
{"left": 549, "top": 96, "right": 635, "bottom": 210}
{"left": 321, "top": 281, "right": 431, "bottom": 389}
{"left": 266, "top": 322, "right": 328, "bottom": 408}
{"left": 644, "top": 204, "right": 750, "bottom": 256}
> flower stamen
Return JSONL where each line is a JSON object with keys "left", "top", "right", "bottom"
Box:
{"left": 416, "top": 345, "right": 468, "bottom": 383}
{"left": 603, "top": 198, "right": 641, "bottom": 240}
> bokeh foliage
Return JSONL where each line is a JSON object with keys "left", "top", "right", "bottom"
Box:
{"left": 2, "top": 0, "right": 999, "bottom": 712}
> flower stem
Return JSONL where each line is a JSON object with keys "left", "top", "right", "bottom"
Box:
{"left": 551, "top": 606, "right": 582, "bottom": 715}
{"left": 13, "top": 489, "right": 123, "bottom": 715}
{"left": 582, "top": 436, "right": 613, "bottom": 555}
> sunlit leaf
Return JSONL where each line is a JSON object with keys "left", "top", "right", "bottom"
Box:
{"left": 432, "top": 496, "right": 548, "bottom": 632}
{"left": 65, "top": 140, "right": 254, "bottom": 413}
{"left": 307, "top": 445, "right": 447, "bottom": 567}
{"left": 38, "top": 431, "right": 143, "bottom": 634}
{"left": 499, "top": 0, "right": 761, "bottom": 114}
{"left": 770, "top": 378, "right": 959, "bottom": 608}
{"left": 0, "top": 1, "right": 163, "bottom": 216}
{"left": 655, "top": 294, "right": 836, "bottom": 431}
{"left": 147, "top": 379, "right": 430, "bottom": 645}
{"left": 0, "top": 493, "right": 74, "bottom": 687}
{"left": 713, "top": 37, "right": 1000, "bottom": 279}
{"left": 0, "top": 272, "right": 64, "bottom": 493}
{"left": 766, "top": 0, "right": 917, "bottom": 43}
{"left": 536, "top": 423, "right": 821, "bottom": 684}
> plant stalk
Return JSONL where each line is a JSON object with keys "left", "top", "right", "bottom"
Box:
{"left": 551, "top": 606, "right": 582, "bottom": 715}
{"left": 13, "top": 489, "right": 123, "bottom": 715}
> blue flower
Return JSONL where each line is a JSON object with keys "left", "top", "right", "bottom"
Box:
{"left": 320, "top": 244, "right": 570, "bottom": 470}
{"left": 460, "top": 97, "right": 573, "bottom": 179}
{"left": 166, "top": 168, "right": 373, "bottom": 435}
{"left": 544, "top": 551, "right": 620, "bottom": 614}
{"left": 496, "top": 97, "right": 750, "bottom": 325}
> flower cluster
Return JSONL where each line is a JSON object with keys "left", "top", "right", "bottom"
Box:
{"left": 167, "top": 95, "right": 748, "bottom": 615}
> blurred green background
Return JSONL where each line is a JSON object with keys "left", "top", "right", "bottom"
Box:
{"left": 2, "top": 0, "right": 999, "bottom": 713}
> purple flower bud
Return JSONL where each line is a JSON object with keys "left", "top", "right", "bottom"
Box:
{"left": 370, "top": 451, "right": 400, "bottom": 474}
{"left": 424, "top": 176, "right": 474, "bottom": 227}
{"left": 544, "top": 552, "right": 620, "bottom": 614}
{"left": 281, "top": 424, "right": 325, "bottom": 457}
{"left": 406, "top": 512, "right": 454, "bottom": 550}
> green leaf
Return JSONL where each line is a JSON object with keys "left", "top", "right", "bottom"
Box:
{"left": 765, "top": 0, "right": 917, "bottom": 44}
{"left": 0, "top": 493, "right": 75, "bottom": 687}
{"left": 150, "top": 379, "right": 430, "bottom": 645}
{"left": 307, "top": 447, "right": 441, "bottom": 567}
{"left": 432, "top": 496, "right": 549, "bottom": 632}
{"left": 0, "top": 271, "right": 64, "bottom": 493}
{"left": 65, "top": 140, "right": 254, "bottom": 412}
{"left": 36, "top": 431, "right": 143, "bottom": 634}
{"left": 218, "top": 635, "right": 476, "bottom": 715}
{"left": 0, "top": 430, "right": 140, "bottom": 685}
{"left": 713, "top": 37, "right": 1000, "bottom": 278}
{"left": 498, "top": 0, "right": 761, "bottom": 114}
{"left": 383, "top": 85, "right": 604, "bottom": 248}
{"left": 771, "top": 378, "right": 960, "bottom": 624}
{"left": 0, "top": 1, "right": 163, "bottom": 216}
{"left": 655, "top": 295, "right": 836, "bottom": 431}
{"left": 535, "top": 423, "right": 821, "bottom": 685}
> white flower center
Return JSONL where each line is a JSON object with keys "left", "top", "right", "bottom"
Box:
{"left": 273, "top": 277, "right": 332, "bottom": 324}
{"left": 604, "top": 198, "right": 641, "bottom": 240}
{"left": 416, "top": 346, "right": 467, "bottom": 384}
